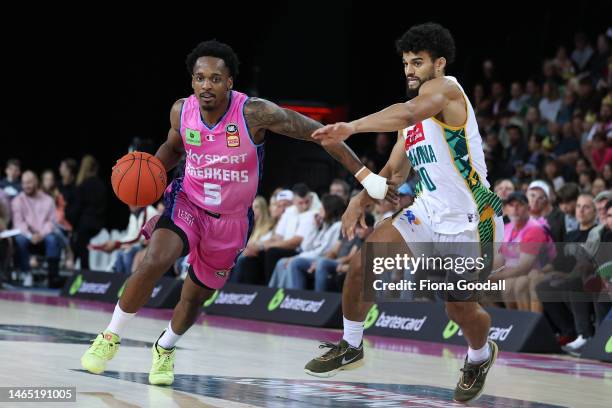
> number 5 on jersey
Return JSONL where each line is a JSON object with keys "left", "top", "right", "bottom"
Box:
{"left": 204, "top": 183, "right": 222, "bottom": 205}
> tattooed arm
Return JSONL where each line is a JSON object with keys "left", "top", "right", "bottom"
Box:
{"left": 244, "top": 98, "right": 397, "bottom": 201}
{"left": 244, "top": 97, "right": 364, "bottom": 175}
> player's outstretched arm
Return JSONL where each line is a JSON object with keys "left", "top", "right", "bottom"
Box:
{"left": 155, "top": 99, "right": 186, "bottom": 173}
{"left": 312, "top": 78, "right": 459, "bottom": 144}
{"left": 244, "top": 97, "right": 362, "bottom": 172}
{"left": 244, "top": 97, "right": 397, "bottom": 201}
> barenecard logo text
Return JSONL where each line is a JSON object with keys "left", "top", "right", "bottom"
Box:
{"left": 213, "top": 292, "right": 258, "bottom": 306}
{"left": 444, "top": 321, "right": 514, "bottom": 342}
{"left": 279, "top": 295, "right": 325, "bottom": 313}
{"left": 267, "top": 289, "right": 325, "bottom": 313}
{"left": 374, "top": 312, "right": 427, "bottom": 332}
{"left": 77, "top": 281, "right": 112, "bottom": 295}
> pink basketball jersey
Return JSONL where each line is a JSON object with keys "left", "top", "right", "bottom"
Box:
{"left": 180, "top": 91, "right": 263, "bottom": 215}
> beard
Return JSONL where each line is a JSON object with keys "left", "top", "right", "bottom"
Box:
{"left": 406, "top": 84, "right": 419, "bottom": 100}
{"left": 405, "top": 69, "right": 435, "bottom": 100}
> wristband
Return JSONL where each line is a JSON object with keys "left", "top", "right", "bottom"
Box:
{"left": 361, "top": 172, "right": 388, "bottom": 200}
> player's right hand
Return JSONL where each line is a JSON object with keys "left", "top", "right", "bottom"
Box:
{"left": 311, "top": 122, "right": 355, "bottom": 146}
{"left": 341, "top": 195, "right": 368, "bottom": 240}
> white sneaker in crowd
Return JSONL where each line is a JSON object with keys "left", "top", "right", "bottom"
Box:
{"left": 562, "top": 335, "right": 589, "bottom": 357}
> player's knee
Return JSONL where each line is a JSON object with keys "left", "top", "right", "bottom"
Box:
{"left": 183, "top": 287, "right": 215, "bottom": 306}
{"left": 201, "top": 288, "right": 216, "bottom": 303}
{"left": 445, "top": 302, "right": 462, "bottom": 320}
{"left": 445, "top": 302, "right": 478, "bottom": 325}
{"left": 138, "top": 250, "right": 175, "bottom": 275}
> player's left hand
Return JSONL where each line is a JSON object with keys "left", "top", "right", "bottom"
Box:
{"left": 384, "top": 179, "right": 399, "bottom": 204}
{"left": 341, "top": 196, "right": 368, "bottom": 240}
{"left": 311, "top": 122, "right": 355, "bottom": 146}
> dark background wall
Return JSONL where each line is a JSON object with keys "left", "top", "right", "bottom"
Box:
{"left": 3, "top": 1, "right": 610, "bottom": 227}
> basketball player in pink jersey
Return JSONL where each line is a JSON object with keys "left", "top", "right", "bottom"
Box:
{"left": 81, "top": 40, "right": 396, "bottom": 385}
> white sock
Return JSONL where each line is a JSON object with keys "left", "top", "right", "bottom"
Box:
{"left": 106, "top": 303, "right": 136, "bottom": 337}
{"left": 467, "top": 343, "right": 491, "bottom": 364}
{"left": 157, "top": 322, "right": 182, "bottom": 350}
{"left": 342, "top": 316, "right": 364, "bottom": 348}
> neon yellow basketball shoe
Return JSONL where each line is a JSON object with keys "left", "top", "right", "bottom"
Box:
{"left": 149, "top": 335, "right": 176, "bottom": 386}
{"left": 81, "top": 331, "right": 120, "bottom": 374}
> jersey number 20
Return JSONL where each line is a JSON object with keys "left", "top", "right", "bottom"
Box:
{"left": 418, "top": 168, "right": 437, "bottom": 191}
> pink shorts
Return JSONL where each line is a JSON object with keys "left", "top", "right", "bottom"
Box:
{"left": 145, "top": 179, "right": 252, "bottom": 289}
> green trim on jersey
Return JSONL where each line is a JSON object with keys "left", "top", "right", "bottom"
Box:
{"left": 440, "top": 126, "right": 502, "bottom": 250}
{"left": 414, "top": 180, "right": 423, "bottom": 197}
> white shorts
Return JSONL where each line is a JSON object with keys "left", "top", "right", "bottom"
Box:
{"left": 391, "top": 198, "right": 504, "bottom": 262}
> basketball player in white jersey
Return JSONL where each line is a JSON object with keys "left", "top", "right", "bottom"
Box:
{"left": 304, "top": 23, "right": 504, "bottom": 403}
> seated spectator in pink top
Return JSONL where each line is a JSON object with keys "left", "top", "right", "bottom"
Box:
{"left": 492, "top": 191, "right": 555, "bottom": 312}
{"left": 11, "top": 171, "right": 62, "bottom": 288}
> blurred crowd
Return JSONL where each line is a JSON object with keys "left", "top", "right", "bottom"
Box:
{"left": 471, "top": 31, "right": 611, "bottom": 192}
{"left": 0, "top": 156, "right": 107, "bottom": 288}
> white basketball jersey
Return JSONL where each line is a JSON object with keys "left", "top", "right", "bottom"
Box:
{"left": 401, "top": 76, "right": 502, "bottom": 236}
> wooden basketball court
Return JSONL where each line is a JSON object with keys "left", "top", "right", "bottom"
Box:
{"left": 0, "top": 290, "right": 610, "bottom": 407}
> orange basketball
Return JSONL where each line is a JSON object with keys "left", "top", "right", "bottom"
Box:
{"left": 111, "top": 151, "right": 167, "bottom": 207}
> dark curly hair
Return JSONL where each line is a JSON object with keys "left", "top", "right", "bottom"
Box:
{"left": 396, "top": 23, "right": 456, "bottom": 65}
{"left": 185, "top": 40, "right": 240, "bottom": 78}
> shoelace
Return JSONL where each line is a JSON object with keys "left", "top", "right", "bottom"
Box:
{"left": 90, "top": 337, "right": 115, "bottom": 358}
{"left": 318, "top": 341, "right": 343, "bottom": 358}
{"left": 157, "top": 349, "right": 174, "bottom": 370}
{"left": 459, "top": 365, "right": 478, "bottom": 386}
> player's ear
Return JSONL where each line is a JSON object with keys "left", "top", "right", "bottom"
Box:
{"left": 436, "top": 57, "right": 447, "bottom": 74}
{"left": 228, "top": 77, "right": 234, "bottom": 90}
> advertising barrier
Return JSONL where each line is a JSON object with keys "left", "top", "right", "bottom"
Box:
{"left": 364, "top": 302, "right": 560, "bottom": 352}
{"left": 61, "top": 278, "right": 567, "bottom": 353}
{"left": 61, "top": 271, "right": 181, "bottom": 309}
{"left": 203, "top": 283, "right": 342, "bottom": 327}
{"left": 61, "top": 271, "right": 125, "bottom": 302}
